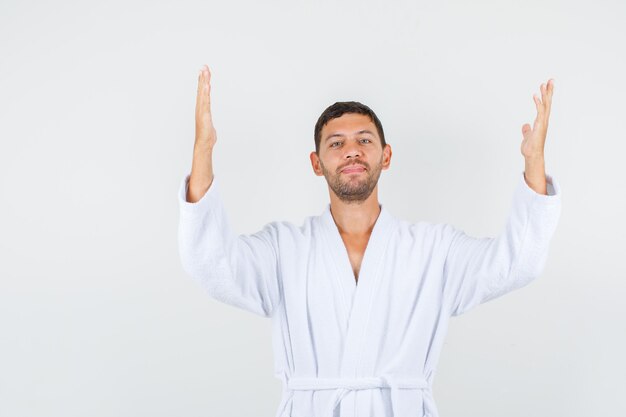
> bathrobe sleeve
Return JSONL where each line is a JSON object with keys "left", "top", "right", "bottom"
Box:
{"left": 177, "top": 173, "right": 282, "bottom": 318}
{"left": 442, "top": 171, "right": 562, "bottom": 317}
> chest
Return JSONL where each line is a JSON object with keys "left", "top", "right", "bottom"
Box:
{"left": 339, "top": 233, "right": 371, "bottom": 283}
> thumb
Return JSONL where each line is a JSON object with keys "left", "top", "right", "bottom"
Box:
{"left": 521, "top": 123, "right": 531, "bottom": 135}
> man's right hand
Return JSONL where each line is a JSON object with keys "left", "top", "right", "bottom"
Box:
{"left": 195, "top": 64, "right": 217, "bottom": 148}
{"left": 187, "top": 64, "right": 216, "bottom": 203}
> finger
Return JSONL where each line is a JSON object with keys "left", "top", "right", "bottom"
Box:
{"left": 540, "top": 82, "right": 547, "bottom": 105}
{"left": 533, "top": 94, "right": 546, "bottom": 129}
{"left": 539, "top": 80, "right": 552, "bottom": 120}
{"left": 533, "top": 114, "right": 544, "bottom": 131}
{"left": 197, "top": 80, "right": 214, "bottom": 129}
{"left": 545, "top": 78, "right": 554, "bottom": 112}
{"left": 547, "top": 78, "right": 554, "bottom": 97}
{"left": 197, "top": 65, "right": 207, "bottom": 91}
{"left": 196, "top": 70, "right": 205, "bottom": 107}
{"left": 198, "top": 68, "right": 204, "bottom": 95}
{"left": 533, "top": 94, "right": 544, "bottom": 115}
{"left": 196, "top": 66, "right": 212, "bottom": 109}
{"left": 197, "top": 65, "right": 211, "bottom": 88}
{"left": 204, "top": 68, "right": 212, "bottom": 113}
{"left": 540, "top": 83, "right": 550, "bottom": 120}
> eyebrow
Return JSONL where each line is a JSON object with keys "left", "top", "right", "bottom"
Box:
{"left": 324, "top": 129, "right": 376, "bottom": 143}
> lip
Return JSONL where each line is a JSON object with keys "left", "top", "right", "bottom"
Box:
{"left": 341, "top": 165, "right": 366, "bottom": 173}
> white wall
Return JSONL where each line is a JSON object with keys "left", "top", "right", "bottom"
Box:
{"left": 1, "top": 0, "right": 624, "bottom": 416}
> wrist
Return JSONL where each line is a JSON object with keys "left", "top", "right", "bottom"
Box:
{"left": 523, "top": 157, "right": 548, "bottom": 195}
{"left": 193, "top": 139, "right": 214, "bottom": 154}
{"left": 523, "top": 153, "right": 545, "bottom": 164}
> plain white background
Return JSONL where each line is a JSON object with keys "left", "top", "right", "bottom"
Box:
{"left": 1, "top": 0, "right": 625, "bottom": 416}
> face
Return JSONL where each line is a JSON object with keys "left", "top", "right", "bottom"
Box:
{"left": 310, "top": 113, "right": 391, "bottom": 204}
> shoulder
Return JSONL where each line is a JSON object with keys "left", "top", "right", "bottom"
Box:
{"left": 395, "top": 218, "right": 456, "bottom": 243}
{"left": 262, "top": 213, "right": 318, "bottom": 240}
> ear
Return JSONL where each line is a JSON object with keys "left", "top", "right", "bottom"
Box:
{"left": 381, "top": 144, "right": 392, "bottom": 170}
{"left": 310, "top": 151, "right": 323, "bottom": 176}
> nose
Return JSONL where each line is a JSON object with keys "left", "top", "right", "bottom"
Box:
{"left": 343, "top": 142, "right": 361, "bottom": 159}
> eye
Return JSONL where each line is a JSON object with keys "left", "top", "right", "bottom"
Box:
{"left": 330, "top": 141, "right": 341, "bottom": 148}
{"left": 360, "top": 138, "right": 371, "bottom": 143}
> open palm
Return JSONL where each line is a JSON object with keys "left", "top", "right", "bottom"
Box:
{"left": 521, "top": 79, "right": 554, "bottom": 159}
{"left": 196, "top": 64, "right": 217, "bottom": 148}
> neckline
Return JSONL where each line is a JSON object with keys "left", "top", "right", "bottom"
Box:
{"left": 319, "top": 202, "right": 394, "bottom": 293}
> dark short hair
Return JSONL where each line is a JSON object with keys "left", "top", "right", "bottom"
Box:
{"left": 314, "top": 101, "right": 386, "bottom": 154}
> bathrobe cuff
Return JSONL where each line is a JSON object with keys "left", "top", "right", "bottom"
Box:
{"left": 519, "top": 171, "right": 561, "bottom": 204}
{"left": 178, "top": 173, "right": 219, "bottom": 214}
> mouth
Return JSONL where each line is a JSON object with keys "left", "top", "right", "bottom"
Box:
{"left": 341, "top": 165, "right": 366, "bottom": 174}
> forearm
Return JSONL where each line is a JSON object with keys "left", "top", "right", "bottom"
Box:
{"left": 524, "top": 156, "right": 547, "bottom": 195}
{"left": 187, "top": 140, "right": 215, "bottom": 203}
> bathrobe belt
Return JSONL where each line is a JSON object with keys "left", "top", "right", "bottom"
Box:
{"left": 286, "top": 375, "right": 431, "bottom": 417}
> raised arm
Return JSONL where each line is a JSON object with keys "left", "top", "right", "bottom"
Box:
{"left": 177, "top": 65, "right": 281, "bottom": 318}
{"left": 443, "top": 79, "right": 562, "bottom": 317}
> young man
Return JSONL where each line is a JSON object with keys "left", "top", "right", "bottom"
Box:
{"left": 178, "top": 65, "right": 561, "bottom": 417}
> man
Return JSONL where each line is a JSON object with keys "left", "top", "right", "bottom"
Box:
{"left": 178, "top": 64, "right": 561, "bottom": 417}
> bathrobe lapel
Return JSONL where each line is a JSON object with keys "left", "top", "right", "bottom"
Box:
{"left": 319, "top": 203, "right": 396, "bottom": 377}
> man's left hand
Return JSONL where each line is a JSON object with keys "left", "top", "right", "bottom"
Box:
{"left": 521, "top": 79, "right": 554, "bottom": 160}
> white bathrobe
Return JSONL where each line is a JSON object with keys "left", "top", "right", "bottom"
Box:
{"left": 177, "top": 171, "right": 562, "bottom": 417}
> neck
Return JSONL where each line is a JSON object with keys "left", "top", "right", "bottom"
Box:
{"left": 328, "top": 190, "right": 381, "bottom": 236}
